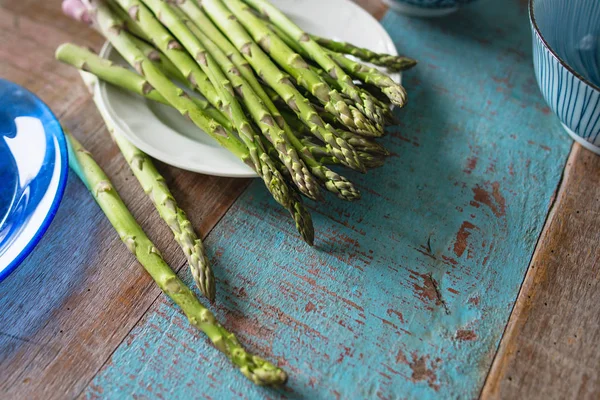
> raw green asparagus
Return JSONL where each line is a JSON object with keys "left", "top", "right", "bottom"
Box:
{"left": 243, "top": 0, "right": 387, "bottom": 126}
{"left": 65, "top": 128, "right": 287, "bottom": 386}
{"left": 225, "top": 0, "right": 382, "bottom": 137}
{"left": 55, "top": 43, "right": 230, "bottom": 129}
{"left": 201, "top": 0, "right": 365, "bottom": 172}
{"left": 79, "top": 68, "right": 215, "bottom": 301}
{"left": 172, "top": 4, "right": 321, "bottom": 201}
{"left": 312, "top": 36, "right": 417, "bottom": 72}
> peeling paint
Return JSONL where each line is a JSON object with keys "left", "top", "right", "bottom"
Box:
{"left": 85, "top": 1, "right": 571, "bottom": 399}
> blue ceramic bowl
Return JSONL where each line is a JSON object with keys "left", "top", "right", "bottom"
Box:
{"left": 530, "top": 0, "right": 600, "bottom": 154}
{"left": 0, "top": 79, "right": 69, "bottom": 281}
{"left": 382, "top": 0, "right": 482, "bottom": 17}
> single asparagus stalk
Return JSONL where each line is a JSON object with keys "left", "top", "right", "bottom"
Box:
{"left": 64, "top": 128, "right": 287, "bottom": 386}
{"left": 326, "top": 49, "right": 407, "bottom": 108}
{"left": 311, "top": 36, "right": 417, "bottom": 72}
{"left": 106, "top": 0, "right": 149, "bottom": 40}
{"left": 129, "top": 35, "right": 187, "bottom": 83}
{"left": 335, "top": 129, "right": 390, "bottom": 156}
{"left": 112, "top": 0, "right": 223, "bottom": 111}
{"left": 358, "top": 151, "right": 387, "bottom": 169}
{"left": 243, "top": 0, "right": 386, "bottom": 126}
{"left": 201, "top": 0, "right": 365, "bottom": 173}
{"left": 171, "top": 5, "right": 321, "bottom": 201}
{"left": 55, "top": 43, "right": 231, "bottom": 129}
{"left": 224, "top": 0, "right": 382, "bottom": 138}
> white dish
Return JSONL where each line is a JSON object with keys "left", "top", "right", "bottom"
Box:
{"left": 97, "top": 0, "right": 400, "bottom": 177}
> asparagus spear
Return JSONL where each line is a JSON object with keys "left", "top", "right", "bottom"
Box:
{"left": 248, "top": 5, "right": 407, "bottom": 108}
{"left": 64, "top": 128, "right": 287, "bottom": 386}
{"left": 281, "top": 108, "right": 389, "bottom": 156}
{"left": 326, "top": 49, "right": 408, "bottom": 108}
{"left": 241, "top": 3, "right": 415, "bottom": 72}
{"left": 57, "top": 39, "right": 313, "bottom": 243}
{"left": 259, "top": 19, "right": 395, "bottom": 129}
{"left": 112, "top": 0, "right": 223, "bottom": 111}
{"left": 77, "top": 68, "right": 215, "bottom": 301}
{"left": 101, "top": 0, "right": 301, "bottom": 229}
{"left": 223, "top": 0, "right": 382, "bottom": 137}
{"left": 200, "top": 0, "right": 365, "bottom": 173}
{"left": 129, "top": 35, "right": 187, "bottom": 83}
{"left": 242, "top": 0, "right": 387, "bottom": 126}
{"left": 90, "top": 0, "right": 296, "bottom": 218}
{"left": 137, "top": 0, "right": 278, "bottom": 182}
{"left": 173, "top": 1, "right": 356, "bottom": 201}
{"left": 171, "top": 4, "right": 321, "bottom": 201}
{"left": 300, "top": 136, "right": 387, "bottom": 170}
{"left": 55, "top": 43, "right": 231, "bottom": 129}
{"left": 311, "top": 36, "right": 417, "bottom": 72}
{"left": 308, "top": 64, "right": 394, "bottom": 127}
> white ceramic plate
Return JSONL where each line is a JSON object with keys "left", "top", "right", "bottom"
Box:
{"left": 97, "top": 0, "right": 399, "bottom": 177}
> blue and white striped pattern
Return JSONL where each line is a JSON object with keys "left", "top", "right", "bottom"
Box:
{"left": 533, "top": 0, "right": 600, "bottom": 88}
{"left": 531, "top": 2, "right": 600, "bottom": 151}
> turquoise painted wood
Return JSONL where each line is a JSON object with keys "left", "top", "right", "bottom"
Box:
{"left": 87, "top": 1, "right": 572, "bottom": 399}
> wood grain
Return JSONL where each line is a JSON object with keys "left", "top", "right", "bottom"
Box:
{"left": 355, "top": 0, "right": 388, "bottom": 19}
{"left": 481, "top": 143, "right": 600, "bottom": 400}
{"left": 0, "top": 1, "right": 249, "bottom": 398}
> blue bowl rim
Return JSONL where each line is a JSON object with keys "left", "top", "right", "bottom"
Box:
{"left": 529, "top": 0, "right": 600, "bottom": 93}
{"left": 0, "top": 79, "right": 69, "bottom": 282}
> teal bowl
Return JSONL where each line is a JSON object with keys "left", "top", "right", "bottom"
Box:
{"left": 530, "top": 0, "right": 600, "bottom": 154}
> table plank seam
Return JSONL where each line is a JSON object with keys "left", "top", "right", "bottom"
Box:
{"left": 480, "top": 143, "right": 577, "bottom": 398}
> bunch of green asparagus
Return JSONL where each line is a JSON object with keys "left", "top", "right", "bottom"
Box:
{"left": 57, "top": 0, "right": 416, "bottom": 246}
{"left": 58, "top": 0, "right": 415, "bottom": 386}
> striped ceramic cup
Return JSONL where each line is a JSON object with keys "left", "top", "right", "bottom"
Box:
{"left": 530, "top": 0, "right": 600, "bottom": 154}
{"left": 382, "top": 0, "right": 481, "bottom": 17}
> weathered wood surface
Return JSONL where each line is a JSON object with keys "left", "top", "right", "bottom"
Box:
{"left": 0, "top": 1, "right": 248, "bottom": 398}
{"left": 481, "top": 143, "right": 600, "bottom": 400}
{"left": 85, "top": 1, "right": 575, "bottom": 399}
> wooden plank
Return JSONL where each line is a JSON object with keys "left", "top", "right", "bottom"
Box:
{"left": 85, "top": 1, "right": 574, "bottom": 399}
{"left": 354, "top": 0, "right": 388, "bottom": 19}
{"left": 481, "top": 143, "right": 600, "bottom": 399}
{"left": 0, "top": 1, "right": 249, "bottom": 398}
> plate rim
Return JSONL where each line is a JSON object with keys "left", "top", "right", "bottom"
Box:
{"left": 96, "top": 0, "right": 399, "bottom": 177}
{"left": 0, "top": 79, "right": 69, "bottom": 282}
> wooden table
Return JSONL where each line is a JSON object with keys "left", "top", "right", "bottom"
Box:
{"left": 1, "top": 0, "right": 599, "bottom": 399}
